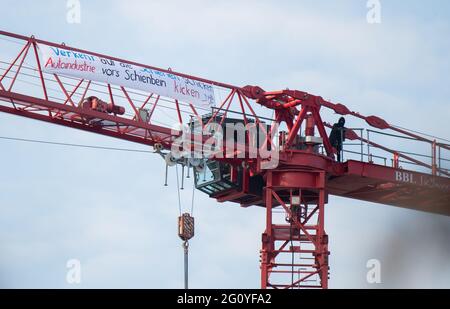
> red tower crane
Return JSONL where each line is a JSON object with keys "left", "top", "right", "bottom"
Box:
{"left": 0, "top": 30, "right": 449, "bottom": 289}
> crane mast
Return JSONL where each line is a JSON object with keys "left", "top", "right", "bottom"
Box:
{"left": 0, "top": 30, "right": 449, "bottom": 289}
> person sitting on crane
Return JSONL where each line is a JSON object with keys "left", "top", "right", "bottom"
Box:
{"left": 82, "top": 96, "right": 107, "bottom": 113}
{"left": 81, "top": 96, "right": 125, "bottom": 115}
{"left": 329, "top": 117, "right": 346, "bottom": 162}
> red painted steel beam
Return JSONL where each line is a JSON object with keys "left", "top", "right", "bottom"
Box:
{"left": 0, "top": 90, "right": 176, "bottom": 138}
{"left": 0, "top": 104, "right": 170, "bottom": 148}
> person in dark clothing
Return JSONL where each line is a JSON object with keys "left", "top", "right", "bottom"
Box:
{"left": 329, "top": 117, "right": 346, "bottom": 162}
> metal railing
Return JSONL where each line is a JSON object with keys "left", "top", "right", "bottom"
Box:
{"left": 318, "top": 127, "right": 449, "bottom": 177}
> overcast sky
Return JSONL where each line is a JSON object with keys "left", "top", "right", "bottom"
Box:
{"left": 0, "top": 0, "right": 449, "bottom": 288}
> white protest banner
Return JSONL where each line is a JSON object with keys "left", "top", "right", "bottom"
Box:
{"left": 38, "top": 44, "right": 216, "bottom": 108}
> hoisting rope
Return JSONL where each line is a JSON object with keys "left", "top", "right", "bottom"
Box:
{"left": 175, "top": 164, "right": 182, "bottom": 216}
{"left": 190, "top": 181, "right": 195, "bottom": 216}
{"left": 183, "top": 240, "right": 189, "bottom": 289}
{"left": 175, "top": 163, "right": 195, "bottom": 289}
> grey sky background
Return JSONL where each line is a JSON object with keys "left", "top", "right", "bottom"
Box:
{"left": 0, "top": 0, "right": 449, "bottom": 288}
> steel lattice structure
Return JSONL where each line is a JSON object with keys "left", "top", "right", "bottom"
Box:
{"left": 0, "top": 30, "right": 449, "bottom": 289}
